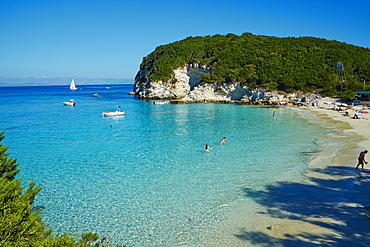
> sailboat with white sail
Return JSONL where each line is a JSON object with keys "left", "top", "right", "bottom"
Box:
{"left": 69, "top": 79, "right": 77, "bottom": 90}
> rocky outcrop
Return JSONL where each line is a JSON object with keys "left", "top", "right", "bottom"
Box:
{"left": 133, "top": 65, "right": 322, "bottom": 106}
{"left": 133, "top": 64, "right": 210, "bottom": 99}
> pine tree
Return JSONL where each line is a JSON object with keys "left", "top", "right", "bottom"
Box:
{"left": 0, "top": 130, "right": 19, "bottom": 180}
{"left": 0, "top": 130, "right": 52, "bottom": 245}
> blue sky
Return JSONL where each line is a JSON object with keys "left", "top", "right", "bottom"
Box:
{"left": 0, "top": 0, "right": 369, "bottom": 82}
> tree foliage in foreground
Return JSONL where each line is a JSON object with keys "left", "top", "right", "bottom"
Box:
{"left": 0, "top": 131, "right": 125, "bottom": 246}
{"left": 137, "top": 33, "right": 370, "bottom": 97}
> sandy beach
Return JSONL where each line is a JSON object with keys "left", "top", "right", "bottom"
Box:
{"left": 216, "top": 102, "right": 370, "bottom": 247}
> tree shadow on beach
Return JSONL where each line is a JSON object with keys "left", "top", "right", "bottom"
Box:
{"left": 235, "top": 165, "right": 370, "bottom": 247}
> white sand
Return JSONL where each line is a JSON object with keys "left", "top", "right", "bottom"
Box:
{"left": 214, "top": 104, "right": 370, "bottom": 247}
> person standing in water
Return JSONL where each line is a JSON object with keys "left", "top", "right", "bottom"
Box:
{"left": 356, "top": 150, "right": 368, "bottom": 171}
{"left": 219, "top": 137, "right": 230, "bottom": 145}
{"left": 204, "top": 144, "right": 212, "bottom": 151}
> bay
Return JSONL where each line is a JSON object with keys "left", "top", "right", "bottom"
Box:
{"left": 0, "top": 84, "right": 329, "bottom": 246}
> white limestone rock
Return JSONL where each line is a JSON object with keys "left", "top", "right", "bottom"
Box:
{"left": 134, "top": 65, "right": 210, "bottom": 99}
{"left": 133, "top": 65, "right": 322, "bottom": 105}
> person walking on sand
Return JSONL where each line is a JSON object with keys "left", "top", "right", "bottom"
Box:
{"left": 204, "top": 144, "right": 212, "bottom": 151}
{"left": 219, "top": 137, "right": 230, "bottom": 145}
{"left": 356, "top": 150, "right": 368, "bottom": 171}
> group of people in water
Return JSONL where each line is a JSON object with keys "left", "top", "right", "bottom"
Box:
{"left": 203, "top": 110, "right": 368, "bottom": 176}
{"left": 204, "top": 137, "right": 230, "bottom": 151}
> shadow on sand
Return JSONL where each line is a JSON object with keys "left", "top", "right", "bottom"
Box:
{"left": 235, "top": 165, "right": 370, "bottom": 246}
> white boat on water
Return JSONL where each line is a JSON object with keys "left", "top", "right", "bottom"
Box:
{"left": 153, "top": 101, "right": 170, "bottom": 105}
{"left": 102, "top": 110, "right": 126, "bottom": 117}
{"left": 69, "top": 79, "right": 77, "bottom": 90}
{"left": 63, "top": 99, "right": 76, "bottom": 106}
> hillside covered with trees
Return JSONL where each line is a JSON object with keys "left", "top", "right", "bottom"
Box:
{"left": 137, "top": 33, "right": 370, "bottom": 98}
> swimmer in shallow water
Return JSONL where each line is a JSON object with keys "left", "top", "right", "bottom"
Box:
{"left": 204, "top": 144, "right": 212, "bottom": 151}
{"left": 219, "top": 137, "right": 230, "bottom": 145}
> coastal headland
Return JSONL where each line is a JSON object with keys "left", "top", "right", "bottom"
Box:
{"left": 131, "top": 32, "right": 370, "bottom": 245}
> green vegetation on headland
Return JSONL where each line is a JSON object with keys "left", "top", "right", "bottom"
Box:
{"left": 0, "top": 131, "right": 125, "bottom": 247}
{"left": 137, "top": 33, "right": 370, "bottom": 99}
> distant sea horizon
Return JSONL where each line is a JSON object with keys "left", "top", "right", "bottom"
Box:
{"left": 0, "top": 76, "right": 134, "bottom": 87}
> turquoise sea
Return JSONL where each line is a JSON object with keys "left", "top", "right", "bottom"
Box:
{"left": 0, "top": 84, "right": 334, "bottom": 246}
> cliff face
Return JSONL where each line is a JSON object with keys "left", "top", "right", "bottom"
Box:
{"left": 133, "top": 64, "right": 209, "bottom": 99}
{"left": 133, "top": 65, "right": 322, "bottom": 105}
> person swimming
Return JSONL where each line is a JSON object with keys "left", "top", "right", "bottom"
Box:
{"left": 204, "top": 144, "right": 212, "bottom": 151}
{"left": 219, "top": 137, "right": 230, "bottom": 145}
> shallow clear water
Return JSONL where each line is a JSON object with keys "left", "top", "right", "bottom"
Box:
{"left": 0, "top": 84, "right": 329, "bottom": 246}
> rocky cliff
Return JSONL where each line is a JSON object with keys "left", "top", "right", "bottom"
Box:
{"left": 133, "top": 65, "right": 322, "bottom": 106}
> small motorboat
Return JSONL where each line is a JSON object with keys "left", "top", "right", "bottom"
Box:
{"left": 92, "top": 93, "right": 101, "bottom": 97}
{"left": 102, "top": 110, "right": 126, "bottom": 117}
{"left": 63, "top": 99, "right": 76, "bottom": 106}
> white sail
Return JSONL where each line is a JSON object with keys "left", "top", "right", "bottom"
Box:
{"left": 69, "top": 79, "right": 77, "bottom": 90}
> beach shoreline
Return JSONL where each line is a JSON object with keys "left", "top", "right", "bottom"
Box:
{"left": 293, "top": 104, "right": 370, "bottom": 245}
{"left": 213, "top": 103, "right": 370, "bottom": 247}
